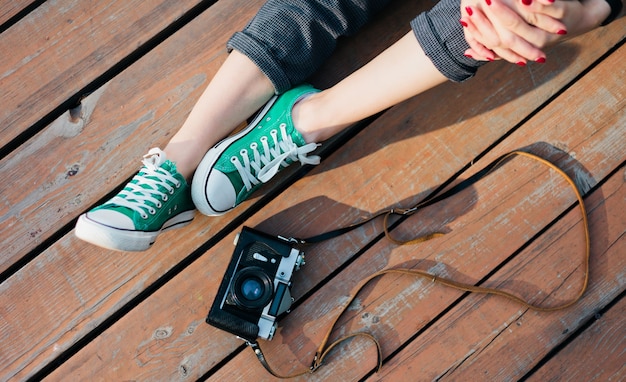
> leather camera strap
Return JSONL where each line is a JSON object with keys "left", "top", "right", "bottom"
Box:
{"left": 248, "top": 150, "right": 591, "bottom": 378}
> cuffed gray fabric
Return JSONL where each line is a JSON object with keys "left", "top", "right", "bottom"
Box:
{"left": 227, "top": 0, "right": 486, "bottom": 92}
{"left": 411, "top": 0, "right": 486, "bottom": 82}
{"left": 228, "top": 0, "right": 390, "bottom": 93}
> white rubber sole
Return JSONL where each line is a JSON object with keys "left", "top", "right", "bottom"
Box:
{"left": 75, "top": 210, "right": 195, "bottom": 252}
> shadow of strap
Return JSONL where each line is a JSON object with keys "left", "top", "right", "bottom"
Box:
{"left": 249, "top": 150, "right": 591, "bottom": 378}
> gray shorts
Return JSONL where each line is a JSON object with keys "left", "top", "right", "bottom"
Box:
{"left": 228, "top": 0, "right": 485, "bottom": 93}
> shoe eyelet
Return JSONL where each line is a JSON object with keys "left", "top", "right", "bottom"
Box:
{"left": 149, "top": 207, "right": 156, "bottom": 215}
{"left": 169, "top": 188, "right": 175, "bottom": 194}
{"left": 155, "top": 201, "right": 162, "bottom": 208}
{"left": 231, "top": 157, "right": 237, "bottom": 163}
{"left": 250, "top": 142, "right": 257, "bottom": 150}
{"left": 260, "top": 136, "right": 268, "bottom": 143}
{"left": 162, "top": 194, "right": 169, "bottom": 201}
{"left": 141, "top": 213, "right": 149, "bottom": 219}
{"left": 279, "top": 123, "right": 287, "bottom": 128}
{"left": 240, "top": 149, "right": 247, "bottom": 157}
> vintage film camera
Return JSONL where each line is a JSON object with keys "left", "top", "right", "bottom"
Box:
{"left": 206, "top": 227, "right": 305, "bottom": 342}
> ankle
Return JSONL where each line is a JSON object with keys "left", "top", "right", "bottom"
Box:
{"left": 163, "top": 141, "right": 204, "bottom": 181}
{"left": 292, "top": 93, "right": 319, "bottom": 143}
{"left": 292, "top": 91, "right": 352, "bottom": 143}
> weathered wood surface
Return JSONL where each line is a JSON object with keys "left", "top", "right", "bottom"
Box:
{"left": 0, "top": 0, "right": 265, "bottom": 273}
{"left": 0, "top": 0, "right": 208, "bottom": 149}
{"left": 200, "top": 40, "right": 626, "bottom": 381}
{"left": 527, "top": 293, "right": 625, "bottom": 382}
{"left": 0, "top": 0, "right": 423, "bottom": 379}
{"left": 0, "top": 0, "right": 33, "bottom": 26}
{"left": 48, "top": 21, "right": 626, "bottom": 382}
{"left": 1, "top": 0, "right": 624, "bottom": 381}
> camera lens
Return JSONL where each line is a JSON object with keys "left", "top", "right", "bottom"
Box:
{"left": 240, "top": 278, "right": 264, "bottom": 301}
{"left": 231, "top": 267, "right": 273, "bottom": 310}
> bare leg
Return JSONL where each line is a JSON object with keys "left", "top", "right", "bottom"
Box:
{"left": 293, "top": 32, "right": 448, "bottom": 143}
{"left": 167, "top": 31, "right": 447, "bottom": 177}
{"left": 165, "top": 50, "right": 275, "bottom": 179}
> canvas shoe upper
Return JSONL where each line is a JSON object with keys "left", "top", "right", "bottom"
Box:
{"left": 75, "top": 148, "right": 195, "bottom": 251}
{"left": 191, "top": 84, "right": 321, "bottom": 216}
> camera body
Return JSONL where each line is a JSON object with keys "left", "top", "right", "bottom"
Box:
{"left": 206, "top": 227, "right": 305, "bottom": 342}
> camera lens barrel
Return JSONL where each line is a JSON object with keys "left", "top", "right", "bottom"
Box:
{"left": 231, "top": 267, "right": 274, "bottom": 310}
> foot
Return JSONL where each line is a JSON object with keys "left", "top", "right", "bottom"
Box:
{"left": 191, "top": 84, "right": 321, "bottom": 216}
{"left": 75, "top": 148, "right": 196, "bottom": 251}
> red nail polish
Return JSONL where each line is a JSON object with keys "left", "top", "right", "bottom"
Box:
{"left": 486, "top": 0, "right": 492, "bottom": 5}
{"left": 517, "top": 61, "right": 527, "bottom": 66}
{"left": 460, "top": 20, "right": 468, "bottom": 27}
{"left": 535, "top": 57, "right": 546, "bottom": 64}
{"left": 557, "top": 29, "right": 567, "bottom": 35}
{"left": 487, "top": 57, "right": 495, "bottom": 62}
{"left": 464, "top": 53, "right": 473, "bottom": 59}
{"left": 465, "top": 6, "right": 473, "bottom": 16}
{"left": 522, "top": 0, "right": 532, "bottom": 5}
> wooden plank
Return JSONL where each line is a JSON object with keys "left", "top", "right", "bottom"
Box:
{"left": 371, "top": 170, "right": 624, "bottom": 381}
{"left": 0, "top": 0, "right": 259, "bottom": 273}
{"left": 181, "top": 38, "right": 624, "bottom": 380}
{"left": 0, "top": 1, "right": 425, "bottom": 380}
{"left": 527, "top": 295, "right": 625, "bottom": 381}
{"left": 0, "top": 0, "right": 424, "bottom": 274}
{"left": 0, "top": 0, "right": 35, "bottom": 26}
{"left": 0, "top": 0, "right": 260, "bottom": 379}
{"left": 43, "top": 27, "right": 625, "bottom": 381}
{"left": 0, "top": 7, "right": 626, "bottom": 271}
{"left": 0, "top": 0, "right": 205, "bottom": 149}
{"left": 208, "top": 139, "right": 625, "bottom": 380}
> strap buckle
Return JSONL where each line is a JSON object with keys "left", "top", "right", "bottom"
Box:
{"left": 390, "top": 207, "right": 417, "bottom": 216}
{"left": 309, "top": 353, "right": 322, "bottom": 372}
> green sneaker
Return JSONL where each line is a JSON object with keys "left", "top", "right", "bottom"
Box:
{"left": 75, "top": 148, "right": 196, "bottom": 251}
{"left": 191, "top": 84, "right": 321, "bottom": 215}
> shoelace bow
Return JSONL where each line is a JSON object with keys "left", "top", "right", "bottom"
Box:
{"left": 108, "top": 152, "right": 181, "bottom": 219}
{"left": 231, "top": 123, "right": 320, "bottom": 191}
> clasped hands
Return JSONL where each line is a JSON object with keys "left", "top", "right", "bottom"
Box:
{"left": 461, "top": 0, "right": 613, "bottom": 64}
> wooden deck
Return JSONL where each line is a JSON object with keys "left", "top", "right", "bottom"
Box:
{"left": 1, "top": 0, "right": 624, "bottom": 381}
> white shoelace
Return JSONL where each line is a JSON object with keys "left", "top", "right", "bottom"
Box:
{"left": 108, "top": 149, "right": 181, "bottom": 219}
{"left": 231, "top": 123, "right": 320, "bottom": 191}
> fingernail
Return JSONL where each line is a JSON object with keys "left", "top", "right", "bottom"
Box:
{"left": 517, "top": 61, "right": 527, "bottom": 66}
{"left": 557, "top": 29, "right": 567, "bottom": 35}
{"left": 535, "top": 57, "right": 546, "bottom": 63}
{"left": 460, "top": 20, "right": 468, "bottom": 27}
{"left": 465, "top": 6, "right": 473, "bottom": 16}
{"left": 486, "top": 0, "right": 492, "bottom": 5}
{"left": 487, "top": 57, "right": 495, "bottom": 62}
{"left": 522, "top": 0, "right": 532, "bottom": 5}
{"left": 464, "top": 53, "right": 473, "bottom": 59}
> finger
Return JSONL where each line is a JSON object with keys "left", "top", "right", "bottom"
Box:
{"left": 521, "top": 0, "right": 564, "bottom": 16}
{"left": 483, "top": 0, "right": 549, "bottom": 59}
{"left": 491, "top": 45, "right": 530, "bottom": 65}
{"left": 523, "top": 11, "right": 568, "bottom": 37}
{"left": 466, "top": 7, "right": 533, "bottom": 63}
{"left": 506, "top": 0, "right": 569, "bottom": 34}
{"left": 492, "top": 27, "right": 547, "bottom": 62}
{"left": 464, "top": 48, "right": 498, "bottom": 61}
{"left": 463, "top": 7, "right": 502, "bottom": 48}
{"left": 532, "top": 0, "right": 557, "bottom": 6}
{"left": 462, "top": 16, "right": 498, "bottom": 60}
